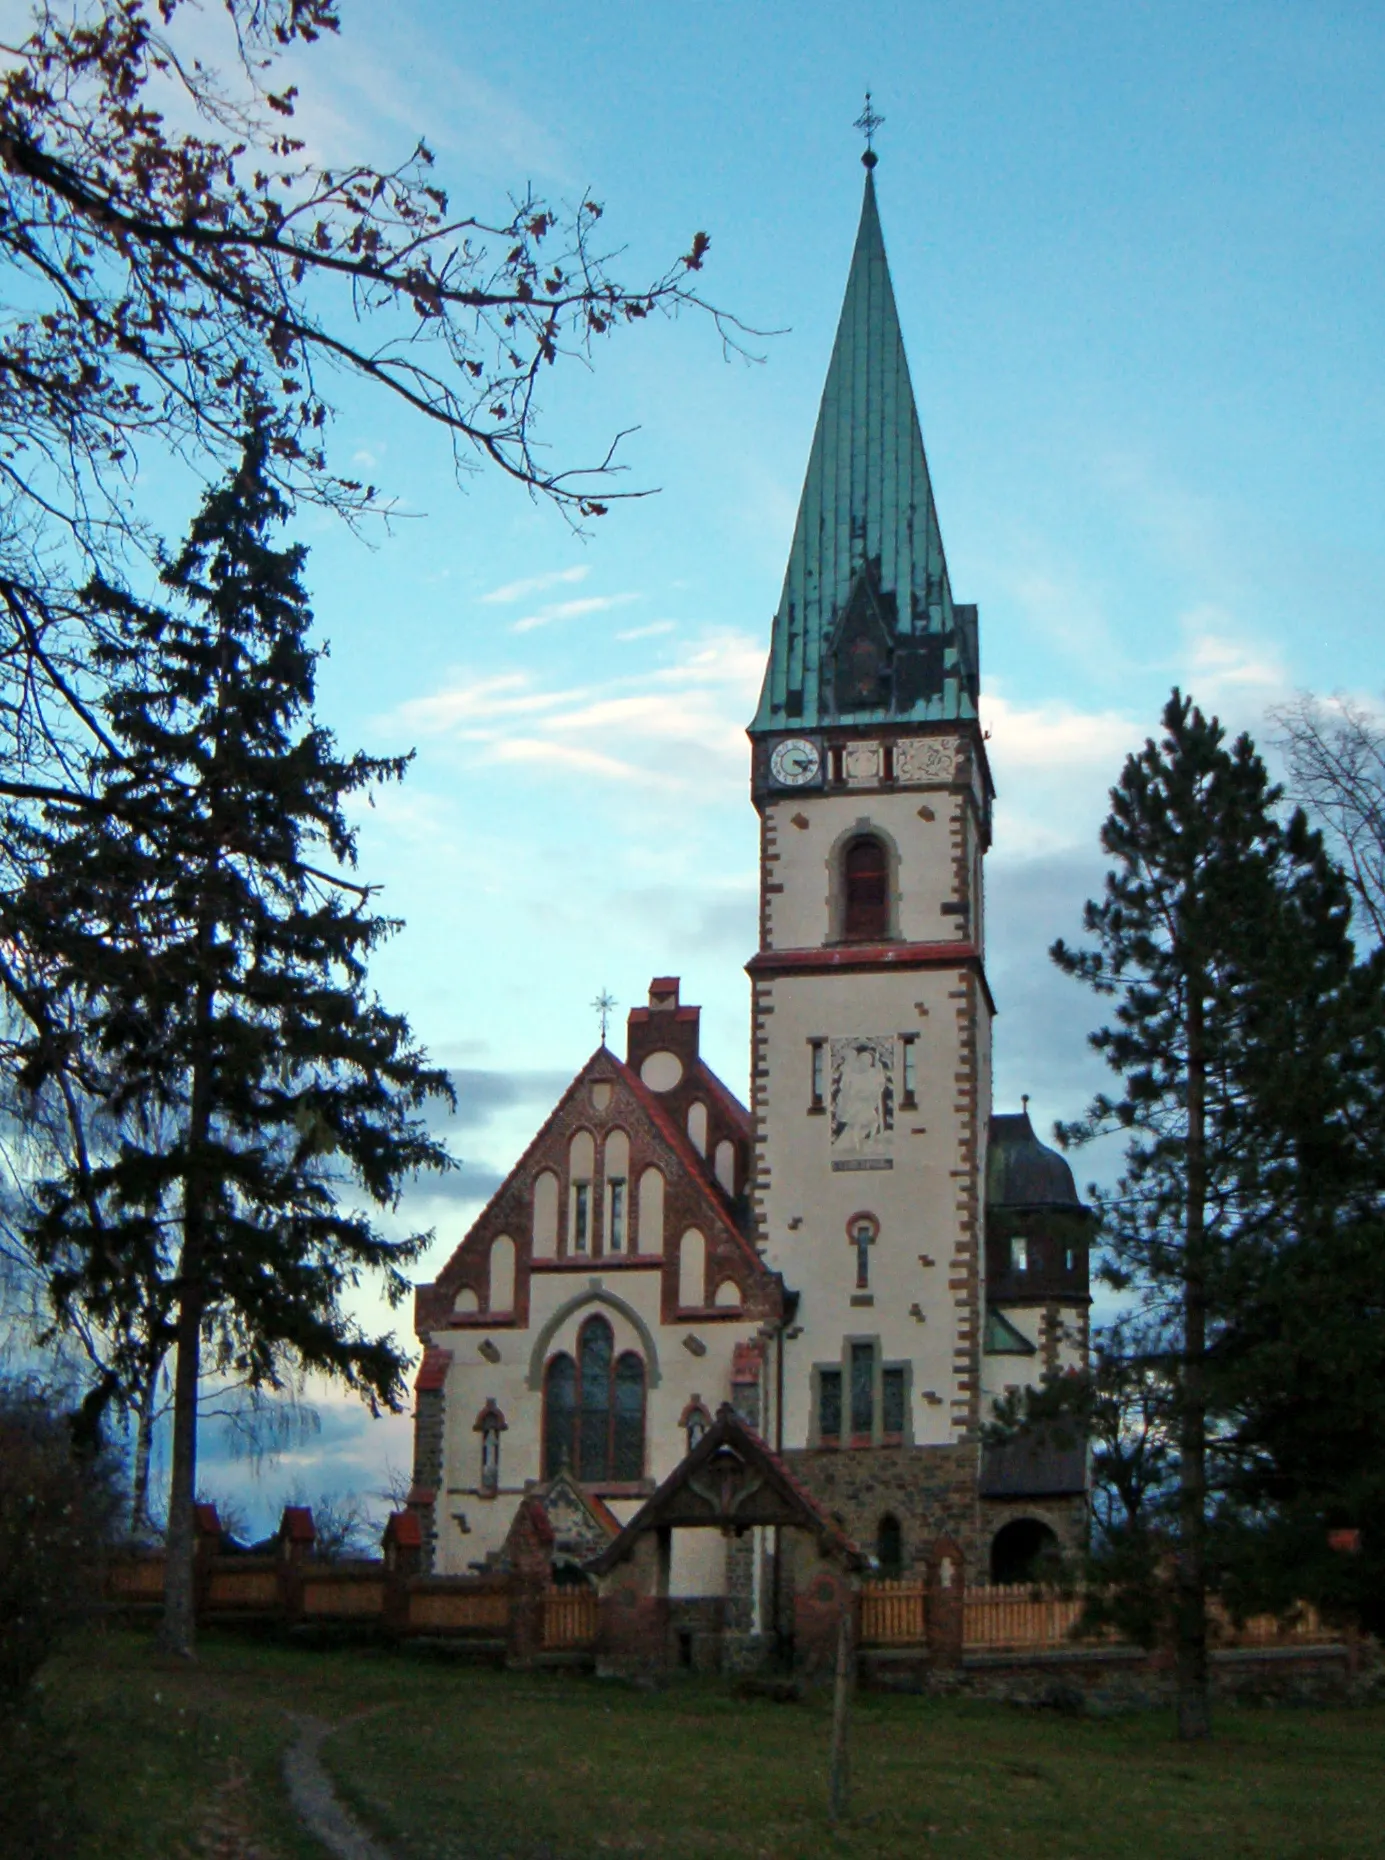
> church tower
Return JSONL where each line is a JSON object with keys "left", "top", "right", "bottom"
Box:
{"left": 748, "top": 158, "right": 995, "bottom": 1551}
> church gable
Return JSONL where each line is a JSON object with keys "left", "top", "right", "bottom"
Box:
{"left": 414, "top": 981, "right": 780, "bottom": 1343}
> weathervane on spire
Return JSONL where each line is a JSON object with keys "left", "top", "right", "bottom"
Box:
{"left": 592, "top": 988, "right": 617, "bottom": 1046}
{"left": 854, "top": 90, "right": 884, "bottom": 169}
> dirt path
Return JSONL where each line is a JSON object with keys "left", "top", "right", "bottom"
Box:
{"left": 282, "top": 1715, "right": 394, "bottom": 1860}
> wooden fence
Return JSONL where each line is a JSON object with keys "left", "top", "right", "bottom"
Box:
{"left": 860, "top": 1580, "right": 927, "bottom": 1646}
{"left": 105, "top": 1549, "right": 513, "bottom": 1640}
{"left": 964, "top": 1583, "right": 1093, "bottom": 1649}
{"left": 542, "top": 1587, "right": 600, "bottom": 1650}
{"left": 857, "top": 1581, "right": 1347, "bottom": 1653}
{"left": 108, "top": 1530, "right": 1344, "bottom": 1663}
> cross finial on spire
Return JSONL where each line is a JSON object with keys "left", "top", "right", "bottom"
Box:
{"left": 854, "top": 90, "right": 884, "bottom": 169}
{"left": 592, "top": 988, "right": 616, "bottom": 1045}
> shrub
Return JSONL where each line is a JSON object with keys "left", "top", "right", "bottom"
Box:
{"left": 0, "top": 1377, "right": 124, "bottom": 1706}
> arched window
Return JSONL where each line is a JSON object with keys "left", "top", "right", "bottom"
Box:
{"left": 543, "top": 1353, "right": 576, "bottom": 1477}
{"left": 877, "top": 1513, "right": 903, "bottom": 1577}
{"left": 578, "top": 1314, "right": 612, "bottom": 1479}
{"left": 543, "top": 1316, "right": 646, "bottom": 1484}
{"left": 843, "top": 835, "right": 889, "bottom": 941}
{"left": 613, "top": 1352, "right": 645, "bottom": 1481}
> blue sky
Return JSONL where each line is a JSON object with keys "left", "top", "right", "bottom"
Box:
{"left": 174, "top": 0, "right": 1385, "bottom": 1525}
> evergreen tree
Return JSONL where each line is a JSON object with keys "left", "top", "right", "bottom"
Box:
{"left": 2, "top": 423, "right": 452, "bottom": 1654}
{"left": 1053, "top": 690, "right": 1355, "bottom": 1739}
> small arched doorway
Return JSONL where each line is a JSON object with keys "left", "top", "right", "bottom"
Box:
{"left": 990, "top": 1517, "right": 1059, "bottom": 1585}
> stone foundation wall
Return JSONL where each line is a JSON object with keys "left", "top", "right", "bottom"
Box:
{"left": 785, "top": 1442, "right": 984, "bottom": 1577}
{"left": 861, "top": 1642, "right": 1377, "bottom": 1710}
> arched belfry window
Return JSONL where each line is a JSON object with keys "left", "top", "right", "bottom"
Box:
{"left": 843, "top": 836, "right": 890, "bottom": 941}
{"left": 542, "top": 1314, "right": 645, "bottom": 1483}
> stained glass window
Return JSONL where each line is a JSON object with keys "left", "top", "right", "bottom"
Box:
{"left": 543, "top": 1354, "right": 575, "bottom": 1476}
{"left": 850, "top": 1342, "right": 875, "bottom": 1437}
{"left": 578, "top": 1316, "right": 612, "bottom": 1480}
{"left": 613, "top": 1353, "right": 645, "bottom": 1481}
{"left": 882, "top": 1366, "right": 906, "bottom": 1438}
{"left": 818, "top": 1368, "right": 842, "bottom": 1441}
{"left": 609, "top": 1179, "right": 626, "bottom": 1252}
{"left": 544, "top": 1317, "right": 645, "bottom": 1484}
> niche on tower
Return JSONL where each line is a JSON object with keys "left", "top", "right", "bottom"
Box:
{"left": 830, "top": 563, "right": 896, "bottom": 713}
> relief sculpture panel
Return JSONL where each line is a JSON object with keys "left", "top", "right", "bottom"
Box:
{"left": 830, "top": 1036, "right": 894, "bottom": 1172}
{"left": 895, "top": 737, "right": 958, "bottom": 785}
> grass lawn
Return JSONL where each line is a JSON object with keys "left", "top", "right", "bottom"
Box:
{"left": 12, "top": 1629, "right": 1385, "bottom": 1859}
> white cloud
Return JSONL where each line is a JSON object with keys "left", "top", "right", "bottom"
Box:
{"left": 512, "top": 593, "right": 639, "bottom": 634}
{"left": 382, "top": 630, "right": 765, "bottom": 797}
{"left": 391, "top": 672, "right": 579, "bottom": 735}
{"left": 492, "top": 739, "right": 650, "bottom": 782}
{"left": 482, "top": 565, "right": 590, "bottom": 606}
{"left": 981, "top": 692, "right": 1138, "bottom": 772}
{"left": 617, "top": 621, "right": 677, "bottom": 641}
{"left": 1180, "top": 605, "right": 1287, "bottom": 699}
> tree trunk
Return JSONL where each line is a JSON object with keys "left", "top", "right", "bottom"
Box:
{"left": 828, "top": 1604, "right": 852, "bottom": 1821}
{"left": 156, "top": 641, "right": 227, "bottom": 1658}
{"left": 129, "top": 1376, "right": 158, "bottom": 1537}
{"left": 155, "top": 1281, "right": 203, "bottom": 1656}
{"left": 1176, "top": 982, "right": 1211, "bottom": 1740}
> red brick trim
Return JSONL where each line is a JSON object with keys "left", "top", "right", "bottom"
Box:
{"left": 747, "top": 943, "right": 997, "bottom": 1013}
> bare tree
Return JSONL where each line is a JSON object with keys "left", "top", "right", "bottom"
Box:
{"left": 1273, "top": 693, "right": 1385, "bottom": 944}
{"left": 0, "top": 0, "right": 745, "bottom": 794}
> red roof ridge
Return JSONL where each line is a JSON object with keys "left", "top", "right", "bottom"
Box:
{"left": 414, "top": 1346, "right": 453, "bottom": 1392}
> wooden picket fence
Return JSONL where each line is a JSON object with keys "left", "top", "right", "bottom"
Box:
{"left": 860, "top": 1579, "right": 927, "bottom": 1646}
{"left": 964, "top": 1583, "right": 1091, "bottom": 1649}
{"left": 1208, "top": 1599, "right": 1338, "bottom": 1648}
{"left": 542, "top": 1586, "right": 599, "bottom": 1649}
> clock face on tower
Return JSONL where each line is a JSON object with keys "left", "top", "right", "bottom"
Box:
{"left": 769, "top": 736, "right": 823, "bottom": 787}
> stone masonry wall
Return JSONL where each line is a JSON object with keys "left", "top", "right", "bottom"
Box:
{"left": 785, "top": 1442, "right": 983, "bottom": 1579}
{"left": 411, "top": 1385, "right": 445, "bottom": 1573}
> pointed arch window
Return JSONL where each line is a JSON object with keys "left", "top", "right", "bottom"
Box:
{"left": 877, "top": 1512, "right": 903, "bottom": 1577}
{"left": 542, "top": 1315, "right": 646, "bottom": 1484}
{"left": 843, "top": 836, "right": 889, "bottom": 940}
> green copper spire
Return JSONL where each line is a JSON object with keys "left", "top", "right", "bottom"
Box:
{"left": 750, "top": 171, "right": 978, "bottom": 734}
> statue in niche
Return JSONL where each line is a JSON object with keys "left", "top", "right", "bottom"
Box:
{"left": 830, "top": 1036, "right": 894, "bottom": 1159}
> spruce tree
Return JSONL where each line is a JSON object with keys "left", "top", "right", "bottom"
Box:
{"left": 4, "top": 422, "right": 452, "bottom": 1654}
{"left": 1053, "top": 690, "right": 1354, "bottom": 1739}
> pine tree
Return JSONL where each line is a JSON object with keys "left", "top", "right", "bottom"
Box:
{"left": 4, "top": 422, "right": 452, "bottom": 1654}
{"left": 1053, "top": 689, "right": 1355, "bottom": 1739}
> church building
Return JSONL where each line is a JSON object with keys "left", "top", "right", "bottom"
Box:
{"left": 411, "top": 157, "right": 1092, "bottom": 1600}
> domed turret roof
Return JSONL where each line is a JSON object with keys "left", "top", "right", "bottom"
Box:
{"left": 986, "top": 1111, "right": 1082, "bottom": 1209}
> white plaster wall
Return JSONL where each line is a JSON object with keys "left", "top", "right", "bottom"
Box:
{"left": 763, "top": 786, "right": 972, "bottom": 951}
{"left": 430, "top": 1263, "right": 764, "bottom": 1573}
{"left": 669, "top": 1527, "right": 729, "bottom": 1598}
{"left": 757, "top": 964, "right": 989, "bottom": 1452}
{"left": 979, "top": 1302, "right": 1088, "bottom": 1415}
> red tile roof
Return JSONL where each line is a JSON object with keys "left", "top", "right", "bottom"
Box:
{"left": 383, "top": 1510, "right": 422, "bottom": 1548}
{"left": 414, "top": 1346, "right": 453, "bottom": 1392}
{"left": 279, "top": 1505, "right": 316, "bottom": 1543}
